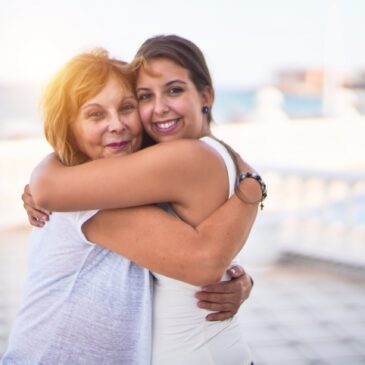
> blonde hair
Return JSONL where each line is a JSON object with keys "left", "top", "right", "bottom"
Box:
{"left": 42, "top": 49, "right": 135, "bottom": 166}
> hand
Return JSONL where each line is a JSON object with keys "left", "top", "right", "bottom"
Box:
{"left": 195, "top": 265, "right": 253, "bottom": 321}
{"left": 22, "top": 184, "right": 50, "bottom": 227}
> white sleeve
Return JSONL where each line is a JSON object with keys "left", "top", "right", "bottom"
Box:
{"left": 74, "top": 210, "right": 99, "bottom": 246}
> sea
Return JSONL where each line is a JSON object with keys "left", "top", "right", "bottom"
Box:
{"left": 1, "top": 83, "right": 365, "bottom": 138}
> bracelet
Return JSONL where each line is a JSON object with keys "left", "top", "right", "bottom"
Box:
{"left": 236, "top": 171, "right": 267, "bottom": 210}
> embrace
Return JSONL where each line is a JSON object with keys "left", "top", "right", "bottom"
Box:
{"left": 1, "top": 35, "right": 266, "bottom": 365}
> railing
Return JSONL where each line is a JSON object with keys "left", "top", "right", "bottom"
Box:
{"left": 261, "top": 167, "right": 365, "bottom": 267}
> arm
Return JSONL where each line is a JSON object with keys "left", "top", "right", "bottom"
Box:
{"left": 30, "top": 139, "right": 227, "bottom": 213}
{"left": 22, "top": 183, "right": 256, "bottom": 320}
{"left": 82, "top": 188, "right": 258, "bottom": 286}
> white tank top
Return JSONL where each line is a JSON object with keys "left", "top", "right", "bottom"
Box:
{"left": 152, "top": 136, "right": 252, "bottom": 365}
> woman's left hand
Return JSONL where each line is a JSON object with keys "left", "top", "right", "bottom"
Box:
{"left": 195, "top": 265, "right": 253, "bottom": 321}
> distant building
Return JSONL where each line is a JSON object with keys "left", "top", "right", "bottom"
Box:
{"left": 275, "top": 68, "right": 347, "bottom": 95}
{"left": 346, "top": 70, "right": 365, "bottom": 89}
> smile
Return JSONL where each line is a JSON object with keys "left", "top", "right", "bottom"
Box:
{"left": 154, "top": 118, "right": 180, "bottom": 133}
{"left": 105, "top": 140, "right": 130, "bottom": 150}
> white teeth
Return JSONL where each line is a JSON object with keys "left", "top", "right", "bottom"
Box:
{"left": 156, "top": 119, "right": 179, "bottom": 129}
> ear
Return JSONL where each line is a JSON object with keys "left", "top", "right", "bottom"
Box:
{"left": 200, "top": 85, "right": 214, "bottom": 108}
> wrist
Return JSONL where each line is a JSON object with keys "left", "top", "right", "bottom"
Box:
{"left": 235, "top": 171, "right": 267, "bottom": 210}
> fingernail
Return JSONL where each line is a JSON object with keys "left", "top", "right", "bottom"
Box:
{"left": 229, "top": 268, "right": 236, "bottom": 275}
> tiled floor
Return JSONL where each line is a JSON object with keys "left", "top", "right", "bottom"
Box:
{"left": 239, "top": 264, "right": 365, "bottom": 365}
{"left": 1, "top": 227, "right": 365, "bottom": 364}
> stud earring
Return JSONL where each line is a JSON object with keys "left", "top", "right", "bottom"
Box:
{"left": 202, "top": 106, "right": 209, "bottom": 114}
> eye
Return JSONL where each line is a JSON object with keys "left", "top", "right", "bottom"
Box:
{"left": 87, "top": 111, "right": 104, "bottom": 120}
{"left": 119, "top": 103, "right": 137, "bottom": 114}
{"left": 137, "top": 93, "right": 151, "bottom": 102}
{"left": 168, "top": 86, "right": 183, "bottom": 96}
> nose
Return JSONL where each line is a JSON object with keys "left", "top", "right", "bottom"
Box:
{"left": 108, "top": 113, "right": 126, "bottom": 134}
{"left": 154, "top": 95, "right": 170, "bottom": 115}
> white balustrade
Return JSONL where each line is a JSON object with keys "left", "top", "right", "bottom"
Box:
{"left": 261, "top": 167, "right": 365, "bottom": 266}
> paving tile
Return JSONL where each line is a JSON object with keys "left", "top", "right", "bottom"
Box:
{"left": 281, "top": 323, "right": 341, "bottom": 342}
{"left": 308, "top": 339, "right": 363, "bottom": 360}
{"left": 242, "top": 324, "right": 288, "bottom": 346}
{"left": 312, "top": 306, "right": 365, "bottom": 324}
{"left": 321, "top": 356, "right": 365, "bottom": 365}
{"left": 254, "top": 343, "right": 306, "bottom": 363}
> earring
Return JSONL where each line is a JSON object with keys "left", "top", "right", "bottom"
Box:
{"left": 202, "top": 106, "right": 209, "bottom": 114}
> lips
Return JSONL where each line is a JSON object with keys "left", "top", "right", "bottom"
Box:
{"left": 105, "top": 140, "right": 130, "bottom": 149}
{"left": 153, "top": 118, "right": 180, "bottom": 133}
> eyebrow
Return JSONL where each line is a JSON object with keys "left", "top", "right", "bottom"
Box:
{"left": 81, "top": 103, "right": 101, "bottom": 110}
{"left": 166, "top": 80, "right": 187, "bottom": 86}
{"left": 136, "top": 80, "right": 187, "bottom": 92}
{"left": 81, "top": 96, "right": 136, "bottom": 110}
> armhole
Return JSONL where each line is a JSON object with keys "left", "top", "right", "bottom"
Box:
{"left": 200, "top": 136, "right": 236, "bottom": 198}
{"left": 73, "top": 210, "right": 99, "bottom": 246}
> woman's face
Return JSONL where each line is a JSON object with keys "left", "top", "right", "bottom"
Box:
{"left": 72, "top": 77, "right": 143, "bottom": 161}
{"left": 136, "top": 58, "right": 212, "bottom": 143}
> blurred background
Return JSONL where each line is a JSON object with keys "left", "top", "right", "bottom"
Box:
{"left": 1, "top": 0, "right": 365, "bottom": 364}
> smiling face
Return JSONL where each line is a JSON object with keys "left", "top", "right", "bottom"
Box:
{"left": 136, "top": 58, "right": 213, "bottom": 143}
{"left": 71, "top": 77, "right": 143, "bottom": 161}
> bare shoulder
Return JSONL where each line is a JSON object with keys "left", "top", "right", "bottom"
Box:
{"left": 145, "top": 138, "right": 226, "bottom": 172}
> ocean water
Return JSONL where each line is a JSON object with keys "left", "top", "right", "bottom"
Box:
{"left": 1, "top": 83, "right": 364, "bottom": 137}
{"left": 213, "top": 89, "right": 323, "bottom": 123}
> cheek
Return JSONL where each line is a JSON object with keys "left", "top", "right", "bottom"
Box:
{"left": 126, "top": 112, "right": 144, "bottom": 135}
{"left": 81, "top": 125, "right": 108, "bottom": 151}
{"left": 132, "top": 120, "right": 143, "bottom": 138}
{"left": 138, "top": 104, "right": 152, "bottom": 127}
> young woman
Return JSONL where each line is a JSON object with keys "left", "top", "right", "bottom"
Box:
{"left": 18, "top": 36, "right": 266, "bottom": 364}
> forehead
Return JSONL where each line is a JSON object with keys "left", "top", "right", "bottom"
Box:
{"left": 137, "top": 58, "right": 190, "bottom": 83}
{"left": 86, "top": 77, "right": 134, "bottom": 104}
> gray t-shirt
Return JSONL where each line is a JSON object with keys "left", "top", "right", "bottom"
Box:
{"left": 1, "top": 211, "right": 152, "bottom": 365}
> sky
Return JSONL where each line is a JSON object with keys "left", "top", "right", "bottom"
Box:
{"left": 0, "top": 0, "right": 365, "bottom": 88}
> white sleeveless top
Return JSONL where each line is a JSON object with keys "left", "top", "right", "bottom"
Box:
{"left": 152, "top": 137, "right": 252, "bottom": 365}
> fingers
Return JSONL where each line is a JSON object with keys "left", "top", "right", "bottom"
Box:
{"left": 24, "top": 184, "right": 31, "bottom": 194}
{"left": 201, "top": 279, "right": 239, "bottom": 294}
{"left": 28, "top": 214, "right": 46, "bottom": 228}
{"left": 22, "top": 184, "right": 51, "bottom": 214}
{"left": 22, "top": 184, "right": 51, "bottom": 227}
{"left": 196, "top": 291, "right": 233, "bottom": 304}
{"left": 197, "top": 299, "right": 237, "bottom": 320}
{"left": 227, "top": 265, "right": 246, "bottom": 278}
{"left": 205, "top": 311, "right": 234, "bottom": 321}
{"left": 24, "top": 205, "right": 49, "bottom": 227}
{"left": 198, "top": 301, "right": 234, "bottom": 312}
{"left": 202, "top": 307, "right": 235, "bottom": 321}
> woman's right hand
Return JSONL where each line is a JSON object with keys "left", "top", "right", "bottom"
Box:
{"left": 22, "top": 184, "right": 50, "bottom": 227}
